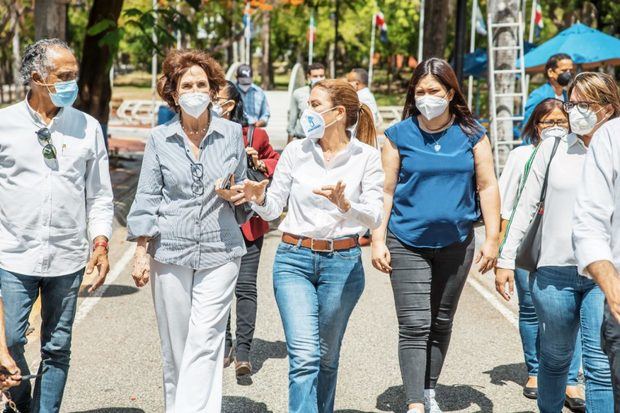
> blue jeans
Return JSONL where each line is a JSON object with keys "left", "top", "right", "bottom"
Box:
{"left": 530, "top": 266, "right": 613, "bottom": 413}
{"left": 514, "top": 268, "right": 582, "bottom": 384}
{"left": 273, "top": 242, "right": 364, "bottom": 413}
{"left": 0, "top": 267, "right": 84, "bottom": 413}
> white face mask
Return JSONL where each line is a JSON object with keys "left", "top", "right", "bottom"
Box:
{"left": 415, "top": 94, "right": 449, "bottom": 120}
{"left": 568, "top": 107, "right": 603, "bottom": 136}
{"left": 212, "top": 103, "right": 224, "bottom": 117}
{"left": 238, "top": 84, "right": 252, "bottom": 93}
{"left": 310, "top": 77, "right": 325, "bottom": 86}
{"left": 540, "top": 126, "right": 568, "bottom": 140}
{"left": 300, "top": 107, "right": 338, "bottom": 140}
{"left": 178, "top": 92, "right": 211, "bottom": 119}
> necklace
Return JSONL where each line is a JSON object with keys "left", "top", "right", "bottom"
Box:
{"left": 428, "top": 133, "right": 444, "bottom": 152}
{"left": 180, "top": 117, "right": 209, "bottom": 135}
{"left": 420, "top": 115, "right": 454, "bottom": 152}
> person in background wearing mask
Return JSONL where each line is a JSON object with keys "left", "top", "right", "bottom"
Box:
{"left": 287, "top": 62, "right": 326, "bottom": 143}
{"left": 126, "top": 50, "right": 252, "bottom": 412}
{"left": 570, "top": 72, "right": 620, "bottom": 409}
{"left": 522, "top": 53, "right": 574, "bottom": 126}
{"left": 371, "top": 58, "right": 500, "bottom": 413}
{"left": 214, "top": 81, "right": 280, "bottom": 382}
{"left": 496, "top": 72, "right": 614, "bottom": 413}
{"left": 497, "top": 98, "right": 585, "bottom": 410}
{"left": 232, "top": 79, "right": 383, "bottom": 413}
{"left": 236, "top": 64, "right": 270, "bottom": 127}
{"left": 0, "top": 39, "right": 113, "bottom": 413}
{"left": 347, "top": 68, "right": 382, "bottom": 127}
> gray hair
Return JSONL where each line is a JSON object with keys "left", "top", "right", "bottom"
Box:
{"left": 20, "top": 38, "right": 73, "bottom": 86}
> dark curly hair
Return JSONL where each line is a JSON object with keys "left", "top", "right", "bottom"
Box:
{"left": 157, "top": 49, "right": 226, "bottom": 112}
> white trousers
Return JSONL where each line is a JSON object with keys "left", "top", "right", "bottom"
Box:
{"left": 150, "top": 258, "right": 240, "bottom": 413}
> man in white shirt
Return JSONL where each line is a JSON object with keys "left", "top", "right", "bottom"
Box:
{"left": 287, "top": 63, "right": 326, "bottom": 143}
{"left": 346, "top": 68, "right": 382, "bottom": 127}
{"left": 0, "top": 38, "right": 113, "bottom": 412}
{"left": 572, "top": 117, "right": 620, "bottom": 407}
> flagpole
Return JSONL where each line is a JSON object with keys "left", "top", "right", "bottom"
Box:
{"left": 525, "top": 0, "right": 537, "bottom": 93}
{"left": 467, "top": 0, "right": 478, "bottom": 109}
{"left": 368, "top": 13, "right": 376, "bottom": 90}
{"left": 151, "top": 0, "right": 158, "bottom": 128}
{"left": 417, "top": 0, "right": 425, "bottom": 62}
{"left": 308, "top": 9, "right": 314, "bottom": 65}
{"left": 528, "top": 0, "right": 537, "bottom": 43}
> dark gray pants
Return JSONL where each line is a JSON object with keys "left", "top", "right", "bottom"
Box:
{"left": 601, "top": 301, "right": 620, "bottom": 412}
{"left": 225, "top": 236, "right": 263, "bottom": 362}
{"left": 387, "top": 230, "right": 475, "bottom": 405}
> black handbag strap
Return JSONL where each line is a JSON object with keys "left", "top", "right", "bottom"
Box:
{"left": 539, "top": 137, "right": 561, "bottom": 204}
{"left": 247, "top": 125, "right": 255, "bottom": 148}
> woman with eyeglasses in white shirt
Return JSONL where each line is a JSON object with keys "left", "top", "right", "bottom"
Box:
{"left": 232, "top": 79, "right": 384, "bottom": 413}
{"left": 496, "top": 72, "right": 617, "bottom": 413}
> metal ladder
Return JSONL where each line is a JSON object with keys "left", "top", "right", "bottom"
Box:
{"left": 486, "top": 6, "right": 528, "bottom": 176}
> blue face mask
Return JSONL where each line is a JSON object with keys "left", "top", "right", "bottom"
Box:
{"left": 45, "top": 79, "right": 79, "bottom": 108}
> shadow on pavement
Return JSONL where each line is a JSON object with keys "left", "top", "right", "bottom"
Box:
{"left": 335, "top": 410, "right": 375, "bottom": 413}
{"left": 69, "top": 409, "right": 145, "bottom": 413}
{"left": 79, "top": 284, "right": 139, "bottom": 298}
{"left": 376, "top": 384, "right": 494, "bottom": 413}
{"left": 250, "top": 338, "right": 287, "bottom": 375}
{"left": 483, "top": 362, "right": 528, "bottom": 388}
{"left": 223, "top": 396, "right": 273, "bottom": 412}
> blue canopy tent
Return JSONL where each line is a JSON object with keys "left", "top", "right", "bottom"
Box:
{"left": 522, "top": 23, "right": 620, "bottom": 72}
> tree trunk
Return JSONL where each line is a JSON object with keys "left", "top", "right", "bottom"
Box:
{"left": 488, "top": 0, "right": 519, "bottom": 167}
{"left": 422, "top": 0, "right": 450, "bottom": 59}
{"left": 260, "top": 10, "right": 271, "bottom": 90}
{"left": 34, "top": 0, "right": 70, "bottom": 40}
{"left": 75, "top": 0, "right": 124, "bottom": 127}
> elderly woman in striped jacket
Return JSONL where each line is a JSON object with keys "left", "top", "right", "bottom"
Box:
{"left": 126, "top": 49, "right": 250, "bottom": 413}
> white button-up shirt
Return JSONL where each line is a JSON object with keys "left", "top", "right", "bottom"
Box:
{"left": 252, "top": 137, "right": 384, "bottom": 239}
{"left": 498, "top": 133, "right": 587, "bottom": 270}
{"left": 573, "top": 118, "right": 620, "bottom": 276}
{"left": 0, "top": 99, "right": 113, "bottom": 277}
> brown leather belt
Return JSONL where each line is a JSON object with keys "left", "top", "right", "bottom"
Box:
{"left": 282, "top": 233, "right": 359, "bottom": 252}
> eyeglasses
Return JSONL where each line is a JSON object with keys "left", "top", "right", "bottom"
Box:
{"left": 538, "top": 119, "right": 569, "bottom": 127}
{"left": 36, "top": 127, "right": 57, "bottom": 160}
{"left": 563, "top": 101, "right": 597, "bottom": 114}
{"left": 190, "top": 163, "right": 204, "bottom": 196}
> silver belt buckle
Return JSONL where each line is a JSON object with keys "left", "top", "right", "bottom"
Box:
{"left": 311, "top": 238, "right": 334, "bottom": 252}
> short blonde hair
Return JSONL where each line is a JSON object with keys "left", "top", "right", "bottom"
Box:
{"left": 568, "top": 72, "right": 620, "bottom": 118}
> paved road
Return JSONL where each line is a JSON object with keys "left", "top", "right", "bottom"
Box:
{"left": 37, "top": 225, "right": 568, "bottom": 413}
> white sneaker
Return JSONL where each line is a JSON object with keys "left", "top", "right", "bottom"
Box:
{"left": 424, "top": 389, "right": 443, "bottom": 413}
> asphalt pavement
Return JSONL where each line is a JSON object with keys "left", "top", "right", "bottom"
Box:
{"left": 46, "top": 226, "right": 555, "bottom": 413}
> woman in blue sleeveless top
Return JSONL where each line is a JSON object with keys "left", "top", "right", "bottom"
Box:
{"left": 371, "top": 58, "right": 501, "bottom": 413}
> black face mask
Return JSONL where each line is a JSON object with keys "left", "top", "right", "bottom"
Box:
{"left": 557, "top": 71, "right": 572, "bottom": 87}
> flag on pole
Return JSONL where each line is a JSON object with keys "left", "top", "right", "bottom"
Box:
{"left": 474, "top": 2, "right": 487, "bottom": 36}
{"left": 307, "top": 13, "right": 316, "bottom": 42}
{"left": 243, "top": 1, "right": 252, "bottom": 41}
{"left": 534, "top": 3, "right": 544, "bottom": 38}
{"left": 375, "top": 12, "right": 388, "bottom": 44}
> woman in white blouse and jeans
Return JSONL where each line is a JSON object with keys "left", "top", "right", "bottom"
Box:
{"left": 496, "top": 73, "right": 615, "bottom": 412}
{"left": 233, "top": 79, "right": 384, "bottom": 413}
{"left": 497, "top": 98, "right": 584, "bottom": 407}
